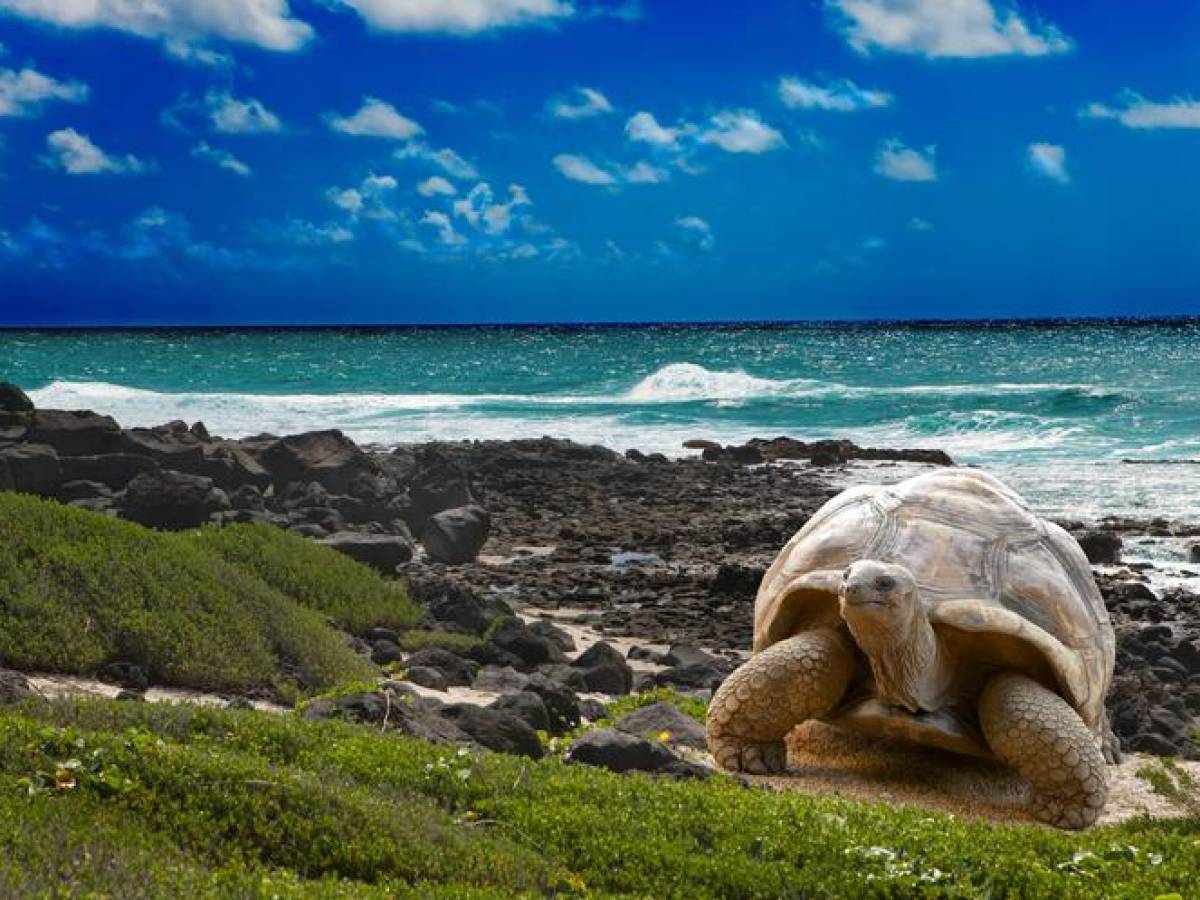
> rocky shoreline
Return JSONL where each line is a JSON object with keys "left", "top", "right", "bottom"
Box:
{"left": 1, "top": 380, "right": 1197, "bottom": 760}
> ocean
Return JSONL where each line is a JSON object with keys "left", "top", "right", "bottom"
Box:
{"left": 4, "top": 321, "right": 1200, "bottom": 523}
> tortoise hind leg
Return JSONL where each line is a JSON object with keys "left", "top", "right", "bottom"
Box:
{"left": 707, "top": 628, "right": 854, "bottom": 775}
{"left": 978, "top": 672, "right": 1107, "bottom": 829}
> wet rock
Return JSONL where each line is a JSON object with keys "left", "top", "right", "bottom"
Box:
{"left": 405, "top": 648, "right": 477, "bottom": 687}
{"left": 489, "top": 691, "right": 551, "bottom": 733}
{"left": 319, "top": 532, "right": 413, "bottom": 575}
{"left": 421, "top": 504, "right": 491, "bottom": 564}
{"left": 614, "top": 702, "right": 708, "bottom": 750}
{"left": 438, "top": 704, "right": 543, "bottom": 759}
{"left": 0, "top": 443, "right": 62, "bottom": 496}
{"left": 120, "top": 469, "right": 230, "bottom": 530}
{"left": 571, "top": 641, "right": 633, "bottom": 695}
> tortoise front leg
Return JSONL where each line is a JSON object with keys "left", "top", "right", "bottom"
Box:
{"left": 707, "top": 628, "right": 854, "bottom": 774}
{"left": 978, "top": 672, "right": 1107, "bottom": 829}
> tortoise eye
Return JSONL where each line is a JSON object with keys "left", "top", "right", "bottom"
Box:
{"left": 874, "top": 576, "right": 897, "bottom": 592}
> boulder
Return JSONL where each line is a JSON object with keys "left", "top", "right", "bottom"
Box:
{"left": 1190, "top": 544, "right": 1200, "bottom": 564}
{"left": 0, "top": 443, "right": 61, "bottom": 496}
{"left": 472, "top": 665, "right": 531, "bottom": 693}
{"left": 405, "top": 648, "right": 477, "bottom": 687}
{"left": 119, "top": 427, "right": 206, "bottom": 469}
{"left": 229, "top": 484, "right": 266, "bottom": 511}
{"left": 405, "top": 666, "right": 449, "bottom": 692}
{"left": 57, "top": 480, "right": 113, "bottom": 502}
{"left": 319, "top": 532, "right": 413, "bottom": 575}
{"left": 421, "top": 504, "right": 491, "bottom": 564}
{"left": 301, "top": 690, "right": 473, "bottom": 744}
{"left": 487, "top": 616, "right": 566, "bottom": 668}
{"left": 196, "top": 445, "right": 272, "bottom": 490}
{"left": 409, "top": 462, "right": 476, "bottom": 530}
{"left": 59, "top": 453, "right": 159, "bottom": 490}
{"left": 523, "top": 673, "right": 582, "bottom": 734}
{"left": 566, "top": 729, "right": 708, "bottom": 779}
{"left": 120, "top": 469, "right": 231, "bottom": 530}
{"left": 661, "top": 643, "right": 725, "bottom": 670}
{"left": 27, "top": 410, "right": 122, "bottom": 456}
{"left": 571, "top": 641, "right": 634, "bottom": 695}
{"left": 98, "top": 661, "right": 149, "bottom": 691}
{"left": 0, "top": 670, "right": 33, "bottom": 704}
{"left": 644, "top": 662, "right": 725, "bottom": 692}
{"left": 438, "top": 704, "right": 544, "bottom": 758}
{"left": 489, "top": 691, "right": 551, "bottom": 733}
{"left": 0, "top": 382, "right": 34, "bottom": 428}
{"left": 527, "top": 619, "right": 576, "bottom": 653}
{"left": 615, "top": 702, "right": 707, "bottom": 750}
{"left": 260, "top": 430, "right": 382, "bottom": 495}
{"left": 370, "top": 640, "right": 404, "bottom": 665}
{"left": 427, "top": 589, "right": 490, "bottom": 635}
{"left": 1076, "top": 530, "right": 1122, "bottom": 565}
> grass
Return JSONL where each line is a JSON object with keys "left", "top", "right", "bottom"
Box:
{"left": 0, "top": 494, "right": 414, "bottom": 700}
{"left": 395, "top": 629, "right": 482, "bottom": 653}
{"left": 0, "top": 697, "right": 1195, "bottom": 899}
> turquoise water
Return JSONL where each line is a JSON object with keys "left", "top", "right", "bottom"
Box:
{"left": 4, "top": 322, "right": 1200, "bottom": 520}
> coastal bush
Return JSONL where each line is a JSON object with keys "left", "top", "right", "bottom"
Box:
{"left": 0, "top": 494, "right": 375, "bottom": 698}
{"left": 189, "top": 522, "right": 420, "bottom": 634}
{"left": 396, "top": 629, "right": 481, "bottom": 653}
{"left": 0, "top": 697, "right": 1195, "bottom": 898}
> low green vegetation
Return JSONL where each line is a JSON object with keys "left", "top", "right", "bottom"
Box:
{"left": 190, "top": 522, "right": 419, "bottom": 634}
{"left": 395, "top": 629, "right": 481, "bottom": 653}
{"left": 0, "top": 494, "right": 406, "bottom": 700}
{"left": 1139, "top": 757, "right": 1200, "bottom": 819}
{"left": 0, "top": 697, "right": 1196, "bottom": 898}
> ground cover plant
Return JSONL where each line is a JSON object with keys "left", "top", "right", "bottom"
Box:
{"left": 0, "top": 697, "right": 1195, "bottom": 899}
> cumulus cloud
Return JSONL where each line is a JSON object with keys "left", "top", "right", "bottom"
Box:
{"left": 395, "top": 142, "right": 478, "bottom": 179}
{"left": 0, "top": 64, "right": 87, "bottom": 117}
{"left": 553, "top": 152, "right": 617, "bottom": 185}
{"left": 334, "top": 0, "right": 573, "bottom": 35}
{"left": 873, "top": 138, "right": 936, "bottom": 182}
{"left": 327, "top": 97, "right": 423, "bottom": 139}
{"left": 700, "top": 110, "right": 785, "bottom": 154}
{"left": 206, "top": 90, "right": 282, "bottom": 133}
{"left": 625, "top": 110, "right": 687, "bottom": 148}
{"left": 191, "top": 142, "right": 251, "bottom": 176}
{"left": 44, "top": 127, "right": 147, "bottom": 175}
{"left": 1080, "top": 92, "right": 1200, "bottom": 130}
{"left": 777, "top": 76, "right": 891, "bottom": 112}
{"left": 326, "top": 173, "right": 399, "bottom": 220}
{"left": 674, "top": 215, "right": 714, "bottom": 252}
{"left": 1026, "top": 141, "right": 1068, "bottom": 183}
{"left": 827, "top": 0, "right": 1070, "bottom": 59}
{"left": 452, "top": 182, "right": 530, "bottom": 235}
{"left": 0, "top": 0, "right": 313, "bottom": 52}
{"left": 621, "top": 160, "right": 669, "bottom": 183}
{"left": 420, "top": 210, "right": 467, "bottom": 246}
{"left": 418, "top": 175, "right": 458, "bottom": 197}
{"left": 547, "top": 86, "right": 613, "bottom": 119}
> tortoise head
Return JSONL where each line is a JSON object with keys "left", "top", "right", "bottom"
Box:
{"left": 838, "top": 560, "right": 921, "bottom": 636}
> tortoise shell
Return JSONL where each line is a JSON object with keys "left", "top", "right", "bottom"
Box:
{"left": 755, "top": 469, "right": 1115, "bottom": 731}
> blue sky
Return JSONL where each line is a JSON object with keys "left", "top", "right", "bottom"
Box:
{"left": 0, "top": 0, "right": 1198, "bottom": 325}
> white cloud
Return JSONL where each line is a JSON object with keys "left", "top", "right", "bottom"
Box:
{"left": 1026, "top": 141, "right": 1068, "bottom": 184}
{"left": 625, "top": 110, "right": 685, "bottom": 148}
{"left": 420, "top": 210, "right": 467, "bottom": 246}
{"left": 777, "top": 76, "right": 891, "bottom": 112}
{"left": 206, "top": 90, "right": 281, "bottom": 133}
{"left": 0, "top": 0, "right": 313, "bottom": 52}
{"left": 700, "top": 110, "right": 785, "bottom": 154}
{"left": 675, "top": 215, "right": 714, "bottom": 252}
{"left": 327, "top": 97, "right": 422, "bottom": 139}
{"left": 907, "top": 216, "right": 933, "bottom": 232}
{"left": 621, "top": 160, "right": 668, "bottom": 183}
{"left": 335, "top": 0, "right": 573, "bottom": 35}
{"left": 328, "top": 187, "right": 364, "bottom": 215}
{"left": 452, "top": 182, "right": 531, "bottom": 235}
{"left": 44, "top": 127, "right": 146, "bottom": 175}
{"left": 553, "top": 152, "right": 617, "bottom": 185}
{"left": 326, "top": 173, "right": 399, "bottom": 221}
{"left": 827, "top": 0, "right": 1070, "bottom": 59}
{"left": 0, "top": 65, "right": 87, "bottom": 117}
{"left": 191, "top": 141, "right": 251, "bottom": 176}
{"left": 873, "top": 138, "right": 936, "bottom": 182}
{"left": 548, "top": 86, "right": 613, "bottom": 119}
{"left": 395, "top": 142, "right": 478, "bottom": 179}
{"left": 1080, "top": 92, "right": 1200, "bottom": 130}
{"left": 418, "top": 175, "right": 457, "bottom": 197}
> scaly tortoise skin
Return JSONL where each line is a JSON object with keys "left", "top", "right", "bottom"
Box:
{"left": 706, "top": 468, "right": 1116, "bottom": 829}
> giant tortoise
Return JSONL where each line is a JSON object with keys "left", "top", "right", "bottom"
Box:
{"left": 706, "top": 468, "right": 1117, "bottom": 828}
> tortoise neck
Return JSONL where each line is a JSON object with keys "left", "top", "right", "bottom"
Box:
{"left": 851, "top": 605, "right": 947, "bottom": 713}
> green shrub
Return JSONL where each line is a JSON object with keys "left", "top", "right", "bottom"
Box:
{"left": 1, "top": 697, "right": 1196, "bottom": 899}
{"left": 0, "top": 494, "right": 375, "bottom": 698}
{"left": 190, "top": 523, "right": 420, "bottom": 634}
{"left": 396, "top": 629, "right": 481, "bottom": 653}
